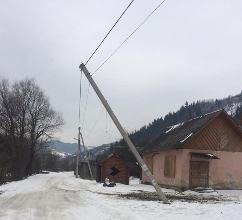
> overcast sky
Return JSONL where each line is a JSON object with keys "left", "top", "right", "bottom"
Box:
{"left": 0, "top": 0, "right": 242, "bottom": 146}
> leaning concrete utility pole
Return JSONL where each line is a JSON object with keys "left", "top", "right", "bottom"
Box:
{"left": 79, "top": 63, "right": 168, "bottom": 203}
{"left": 76, "top": 126, "right": 81, "bottom": 178}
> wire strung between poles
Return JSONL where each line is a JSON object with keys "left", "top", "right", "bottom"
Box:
{"left": 85, "top": 0, "right": 135, "bottom": 65}
{"left": 78, "top": 70, "right": 83, "bottom": 125}
{"left": 92, "top": 0, "right": 167, "bottom": 75}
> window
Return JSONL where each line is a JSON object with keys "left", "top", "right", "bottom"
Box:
{"left": 164, "top": 155, "right": 176, "bottom": 178}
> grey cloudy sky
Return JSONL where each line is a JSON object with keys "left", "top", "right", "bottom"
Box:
{"left": 0, "top": 0, "right": 242, "bottom": 146}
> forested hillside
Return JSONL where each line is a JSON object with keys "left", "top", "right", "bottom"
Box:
{"left": 84, "top": 91, "right": 242, "bottom": 164}
{"left": 114, "top": 92, "right": 242, "bottom": 148}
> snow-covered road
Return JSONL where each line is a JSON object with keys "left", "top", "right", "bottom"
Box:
{"left": 1, "top": 172, "right": 242, "bottom": 220}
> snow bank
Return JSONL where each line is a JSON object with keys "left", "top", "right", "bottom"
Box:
{"left": 1, "top": 172, "right": 242, "bottom": 220}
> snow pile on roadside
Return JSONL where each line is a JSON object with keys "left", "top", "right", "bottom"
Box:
{"left": 0, "top": 172, "right": 54, "bottom": 198}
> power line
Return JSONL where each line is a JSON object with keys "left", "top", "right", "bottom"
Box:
{"left": 85, "top": 0, "right": 135, "bottom": 65}
{"left": 80, "top": 0, "right": 135, "bottom": 135}
{"left": 92, "top": 0, "right": 167, "bottom": 75}
{"left": 81, "top": 82, "right": 91, "bottom": 132}
{"left": 78, "top": 70, "right": 83, "bottom": 125}
{"left": 85, "top": 106, "right": 105, "bottom": 140}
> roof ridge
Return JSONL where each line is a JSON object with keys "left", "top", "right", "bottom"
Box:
{"left": 164, "top": 109, "right": 223, "bottom": 135}
{"left": 185, "top": 109, "right": 223, "bottom": 124}
{"left": 146, "top": 109, "right": 226, "bottom": 153}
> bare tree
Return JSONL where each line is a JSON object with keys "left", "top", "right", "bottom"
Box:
{"left": 0, "top": 78, "right": 64, "bottom": 178}
{"left": 0, "top": 80, "right": 17, "bottom": 136}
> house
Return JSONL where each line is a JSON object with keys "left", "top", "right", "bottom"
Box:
{"left": 142, "top": 110, "right": 242, "bottom": 190}
{"left": 78, "top": 153, "right": 133, "bottom": 185}
{"left": 98, "top": 154, "right": 130, "bottom": 185}
{"left": 78, "top": 145, "right": 140, "bottom": 184}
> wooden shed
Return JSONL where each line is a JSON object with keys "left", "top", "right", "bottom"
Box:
{"left": 99, "top": 154, "right": 130, "bottom": 185}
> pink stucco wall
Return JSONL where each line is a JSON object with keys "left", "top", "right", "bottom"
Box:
{"left": 142, "top": 149, "right": 184, "bottom": 187}
{"left": 204, "top": 150, "right": 242, "bottom": 189}
{"left": 142, "top": 149, "right": 242, "bottom": 189}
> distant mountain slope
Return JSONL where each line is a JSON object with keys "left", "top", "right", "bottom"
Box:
{"left": 49, "top": 140, "right": 78, "bottom": 154}
{"left": 114, "top": 91, "right": 242, "bottom": 148}
{"left": 49, "top": 140, "right": 96, "bottom": 154}
{"left": 81, "top": 91, "right": 242, "bottom": 172}
{"left": 80, "top": 144, "right": 112, "bottom": 161}
{"left": 64, "top": 91, "right": 242, "bottom": 159}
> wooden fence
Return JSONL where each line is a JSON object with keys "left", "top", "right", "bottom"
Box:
{"left": 0, "top": 167, "right": 13, "bottom": 184}
{"left": 78, "top": 161, "right": 101, "bottom": 182}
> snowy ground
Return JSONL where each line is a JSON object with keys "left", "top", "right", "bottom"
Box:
{"left": 1, "top": 172, "right": 242, "bottom": 220}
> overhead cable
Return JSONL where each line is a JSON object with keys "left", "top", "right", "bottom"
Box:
{"left": 92, "top": 0, "right": 167, "bottom": 75}
{"left": 81, "top": 82, "right": 91, "bottom": 132}
{"left": 85, "top": 0, "right": 135, "bottom": 65}
{"left": 78, "top": 70, "right": 83, "bottom": 126}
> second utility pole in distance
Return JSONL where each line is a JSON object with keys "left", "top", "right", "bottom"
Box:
{"left": 76, "top": 126, "right": 81, "bottom": 178}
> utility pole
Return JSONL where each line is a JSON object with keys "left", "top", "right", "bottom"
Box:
{"left": 76, "top": 126, "right": 81, "bottom": 178}
{"left": 79, "top": 63, "right": 168, "bottom": 203}
{"left": 80, "top": 131, "right": 94, "bottom": 180}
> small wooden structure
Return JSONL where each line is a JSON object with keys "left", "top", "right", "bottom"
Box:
{"left": 78, "top": 145, "right": 140, "bottom": 184}
{"left": 78, "top": 160, "right": 100, "bottom": 181}
{"left": 99, "top": 154, "right": 130, "bottom": 185}
{"left": 0, "top": 165, "right": 12, "bottom": 184}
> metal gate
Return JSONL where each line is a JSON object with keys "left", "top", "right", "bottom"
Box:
{"left": 190, "top": 161, "right": 209, "bottom": 188}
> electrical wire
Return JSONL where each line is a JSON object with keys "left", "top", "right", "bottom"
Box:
{"left": 78, "top": 70, "right": 83, "bottom": 126}
{"left": 85, "top": 106, "right": 105, "bottom": 140}
{"left": 92, "top": 0, "right": 167, "bottom": 75}
{"left": 85, "top": 0, "right": 135, "bottom": 65}
{"left": 81, "top": 82, "right": 91, "bottom": 132}
{"left": 79, "top": 0, "right": 167, "bottom": 145}
{"left": 80, "top": 0, "right": 135, "bottom": 139}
